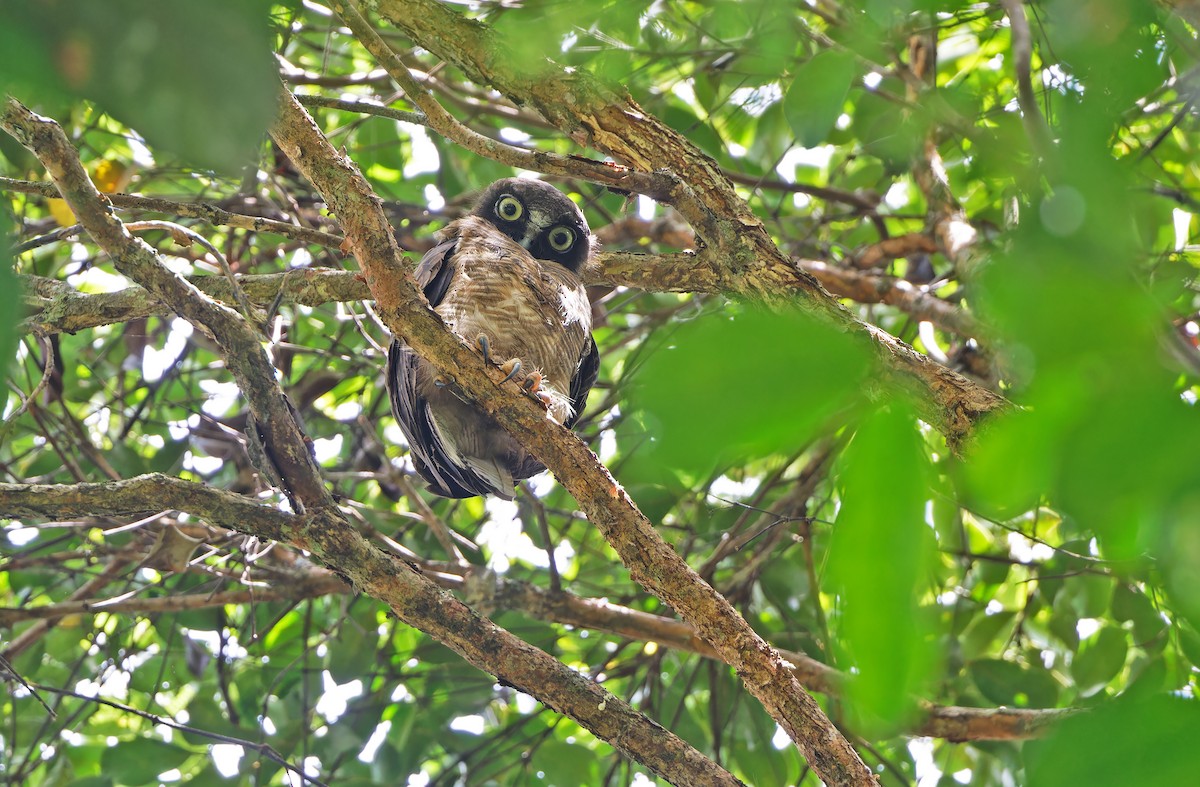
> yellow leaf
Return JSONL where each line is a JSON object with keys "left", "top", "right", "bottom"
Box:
{"left": 47, "top": 197, "right": 77, "bottom": 227}
{"left": 93, "top": 159, "right": 132, "bottom": 192}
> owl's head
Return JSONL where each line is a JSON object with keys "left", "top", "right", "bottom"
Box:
{"left": 473, "top": 178, "right": 593, "bottom": 273}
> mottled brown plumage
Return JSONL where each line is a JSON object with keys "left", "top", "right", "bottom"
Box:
{"left": 388, "top": 178, "right": 599, "bottom": 499}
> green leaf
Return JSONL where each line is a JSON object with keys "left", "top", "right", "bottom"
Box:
{"left": 628, "top": 306, "right": 872, "bottom": 482}
{"left": 100, "top": 737, "right": 192, "bottom": 784}
{"left": 1112, "top": 584, "right": 1167, "bottom": 644}
{"left": 530, "top": 740, "right": 601, "bottom": 787}
{"left": 1179, "top": 625, "right": 1200, "bottom": 668}
{"left": 1027, "top": 695, "right": 1200, "bottom": 786}
{"left": 731, "top": 704, "right": 794, "bottom": 786}
{"left": 974, "top": 557, "right": 1012, "bottom": 587}
{"left": 661, "top": 101, "right": 725, "bottom": 160}
{"left": 968, "top": 659, "right": 1059, "bottom": 708}
{"left": 784, "top": 50, "right": 857, "bottom": 147}
{"left": 959, "top": 609, "right": 1017, "bottom": 661}
{"left": 828, "top": 403, "right": 939, "bottom": 733}
{"left": 0, "top": 1, "right": 277, "bottom": 171}
{"left": 1071, "top": 626, "right": 1128, "bottom": 694}
{"left": 180, "top": 693, "right": 247, "bottom": 746}
{"left": 1122, "top": 655, "right": 1165, "bottom": 699}
{"left": 326, "top": 619, "right": 378, "bottom": 684}
{"left": 1065, "top": 575, "right": 1114, "bottom": 619}
{"left": 356, "top": 116, "right": 408, "bottom": 174}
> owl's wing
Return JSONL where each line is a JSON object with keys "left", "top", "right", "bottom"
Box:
{"left": 506, "top": 331, "right": 600, "bottom": 479}
{"left": 388, "top": 338, "right": 497, "bottom": 498}
{"left": 387, "top": 240, "right": 498, "bottom": 498}
{"left": 413, "top": 238, "right": 459, "bottom": 306}
{"left": 564, "top": 336, "right": 600, "bottom": 431}
{"left": 510, "top": 336, "right": 600, "bottom": 485}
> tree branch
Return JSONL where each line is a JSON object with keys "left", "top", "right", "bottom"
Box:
{"left": 335, "top": 2, "right": 679, "bottom": 202}
{"left": 0, "top": 100, "right": 744, "bottom": 787}
{"left": 371, "top": 0, "right": 1006, "bottom": 450}
{"left": 20, "top": 245, "right": 983, "bottom": 345}
{"left": 906, "top": 31, "right": 981, "bottom": 268}
{"left": 0, "top": 176, "right": 344, "bottom": 249}
{"left": 0, "top": 476, "right": 1075, "bottom": 744}
{"left": 1, "top": 99, "right": 329, "bottom": 509}
{"left": 268, "top": 81, "right": 874, "bottom": 784}
{"left": 0, "top": 488, "right": 743, "bottom": 785}
{"left": 19, "top": 269, "right": 363, "bottom": 335}
{"left": 0, "top": 474, "right": 292, "bottom": 539}
{"left": 1000, "top": 0, "right": 1055, "bottom": 161}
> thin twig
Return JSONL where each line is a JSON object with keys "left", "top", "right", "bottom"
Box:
{"left": 335, "top": 1, "right": 681, "bottom": 203}
{"left": 296, "top": 93, "right": 427, "bottom": 125}
{"left": 124, "top": 220, "right": 262, "bottom": 332}
{"left": 0, "top": 654, "right": 56, "bottom": 718}
{"left": 0, "top": 176, "right": 344, "bottom": 249}
{"left": 1000, "top": 0, "right": 1055, "bottom": 160}
{"left": 28, "top": 684, "right": 325, "bottom": 786}
{"left": 0, "top": 334, "right": 55, "bottom": 442}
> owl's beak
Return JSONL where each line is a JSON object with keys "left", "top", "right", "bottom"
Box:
{"left": 519, "top": 210, "right": 554, "bottom": 250}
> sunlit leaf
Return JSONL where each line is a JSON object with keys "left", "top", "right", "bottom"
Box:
{"left": 1027, "top": 696, "right": 1200, "bottom": 786}
{"left": 0, "top": 0, "right": 277, "bottom": 171}
{"left": 1071, "top": 626, "right": 1128, "bottom": 695}
{"left": 784, "top": 50, "right": 857, "bottom": 148}
{"left": 628, "top": 306, "right": 872, "bottom": 482}
{"left": 960, "top": 609, "right": 1017, "bottom": 661}
{"left": 828, "top": 402, "right": 940, "bottom": 733}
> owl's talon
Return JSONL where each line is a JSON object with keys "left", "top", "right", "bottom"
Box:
{"left": 499, "top": 358, "right": 523, "bottom": 383}
{"left": 519, "top": 373, "right": 550, "bottom": 409}
{"left": 521, "top": 372, "right": 543, "bottom": 395}
{"left": 476, "top": 333, "right": 493, "bottom": 365}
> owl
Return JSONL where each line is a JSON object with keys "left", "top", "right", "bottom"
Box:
{"left": 387, "top": 178, "right": 600, "bottom": 499}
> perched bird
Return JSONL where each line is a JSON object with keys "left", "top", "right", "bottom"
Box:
{"left": 387, "top": 178, "right": 600, "bottom": 499}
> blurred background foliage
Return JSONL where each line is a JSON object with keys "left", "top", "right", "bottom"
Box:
{"left": 3, "top": 0, "right": 1200, "bottom": 784}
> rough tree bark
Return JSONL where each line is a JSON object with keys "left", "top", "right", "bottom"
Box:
{"left": 267, "top": 80, "right": 877, "bottom": 784}
{"left": 0, "top": 97, "right": 747, "bottom": 787}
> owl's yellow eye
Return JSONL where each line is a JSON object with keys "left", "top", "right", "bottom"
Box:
{"left": 547, "top": 226, "right": 575, "bottom": 252}
{"left": 495, "top": 195, "right": 523, "bottom": 221}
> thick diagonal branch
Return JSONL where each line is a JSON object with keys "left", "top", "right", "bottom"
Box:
{"left": 268, "top": 86, "right": 875, "bottom": 785}
{"left": 0, "top": 474, "right": 1074, "bottom": 744}
{"left": 0, "top": 101, "right": 743, "bottom": 787}
{"left": 0, "top": 99, "right": 328, "bottom": 508}
{"left": 372, "top": 0, "right": 1006, "bottom": 448}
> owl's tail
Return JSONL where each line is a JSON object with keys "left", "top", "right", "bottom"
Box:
{"left": 462, "top": 454, "right": 516, "bottom": 501}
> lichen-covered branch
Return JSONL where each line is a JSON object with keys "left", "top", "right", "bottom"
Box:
{"left": 0, "top": 176, "right": 344, "bottom": 249}
{"left": 269, "top": 82, "right": 875, "bottom": 785}
{"left": 0, "top": 474, "right": 1075, "bottom": 744}
{"left": 0, "top": 474, "right": 293, "bottom": 539}
{"left": 0, "top": 100, "right": 745, "bottom": 787}
{"left": 19, "top": 269, "right": 366, "bottom": 335}
{"left": 372, "top": 0, "right": 1006, "bottom": 450}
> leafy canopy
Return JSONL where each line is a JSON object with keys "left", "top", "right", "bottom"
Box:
{"left": 3, "top": 1, "right": 1200, "bottom": 785}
